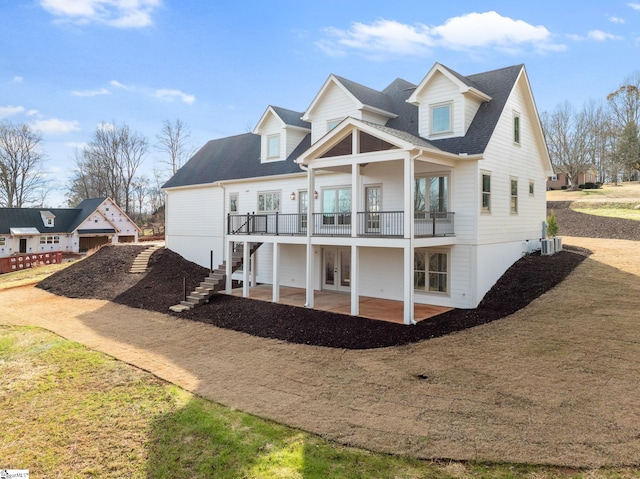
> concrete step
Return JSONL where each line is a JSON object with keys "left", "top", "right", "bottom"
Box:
{"left": 169, "top": 304, "right": 191, "bottom": 313}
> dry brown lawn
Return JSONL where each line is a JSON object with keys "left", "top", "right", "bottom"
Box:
{"left": 1, "top": 236, "right": 639, "bottom": 468}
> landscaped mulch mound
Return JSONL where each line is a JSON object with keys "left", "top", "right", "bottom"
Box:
{"left": 548, "top": 201, "right": 640, "bottom": 240}
{"left": 37, "top": 242, "right": 589, "bottom": 349}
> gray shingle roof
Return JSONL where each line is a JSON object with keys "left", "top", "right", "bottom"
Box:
{"left": 163, "top": 64, "right": 524, "bottom": 188}
{"left": 334, "top": 75, "right": 395, "bottom": 114}
{"left": 162, "top": 133, "right": 308, "bottom": 189}
{"left": 0, "top": 197, "right": 110, "bottom": 235}
{"left": 271, "top": 106, "right": 310, "bottom": 129}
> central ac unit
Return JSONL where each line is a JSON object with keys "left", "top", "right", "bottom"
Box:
{"left": 541, "top": 238, "right": 555, "bottom": 256}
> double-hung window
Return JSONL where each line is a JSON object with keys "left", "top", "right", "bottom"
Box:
{"left": 0, "top": 237, "right": 5, "bottom": 246}
{"left": 229, "top": 193, "right": 238, "bottom": 214}
{"left": 481, "top": 173, "right": 491, "bottom": 213}
{"left": 257, "top": 191, "right": 280, "bottom": 213}
{"left": 414, "top": 250, "right": 448, "bottom": 293}
{"left": 431, "top": 103, "right": 452, "bottom": 134}
{"left": 267, "top": 134, "right": 280, "bottom": 159}
{"left": 510, "top": 178, "right": 518, "bottom": 214}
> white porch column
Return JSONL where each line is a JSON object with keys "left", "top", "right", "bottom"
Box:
{"left": 225, "top": 239, "right": 233, "bottom": 293}
{"left": 305, "top": 167, "right": 315, "bottom": 308}
{"left": 250, "top": 250, "right": 257, "bottom": 286}
{"left": 272, "top": 242, "right": 280, "bottom": 302}
{"left": 403, "top": 243, "right": 415, "bottom": 325}
{"left": 242, "top": 240, "right": 250, "bottom": 298}
{"left": 351, "top": 162, "right": 360, "bottom": 237}
{"left": 350, "top": 245, "right": 359, "bottom": 316}
{"left": 404, "top": 152, "right": 414, "bottom": 239}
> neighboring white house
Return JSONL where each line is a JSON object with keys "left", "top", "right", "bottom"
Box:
{"left": 162, "top": 63, "right": 552, "bottom": 324}
{"left": 0, "top": 197, "right": 140, "bottom": 258}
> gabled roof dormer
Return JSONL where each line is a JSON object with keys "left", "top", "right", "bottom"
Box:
{"left": 253, "top": 106, "right": 310, "bottom": 163}
{"left": 302, "top": 75, "right": 398, "bottom": 143}
{"left": 407, "top": 63, "right": 492, "bottom": 141}
{"left": 40, "top": 210, "right": 55, "bottom": 228}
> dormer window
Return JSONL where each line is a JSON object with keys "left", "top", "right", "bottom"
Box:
{"left": 267, "top": 134, "right": 280, "bottom": 159}
{"left": 431, "top": 103, "right": 452, "bottom": 134}
{"left": 327, "top": 119, "right": 342, "bottom": 131}
{"left": 40, "top": 210, "right": 55, "bottom": 228}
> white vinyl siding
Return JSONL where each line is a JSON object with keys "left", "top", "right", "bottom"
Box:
{"left": 309, "top": 82, "right": 359, "bottom": 143}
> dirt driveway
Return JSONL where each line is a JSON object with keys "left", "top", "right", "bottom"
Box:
{"left": 1, "top": 236, "right": 639, "bottom": 467}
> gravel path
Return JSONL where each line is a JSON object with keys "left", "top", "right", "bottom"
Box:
{"left": 2, "top": 206, "right": 639, "bottom": 467}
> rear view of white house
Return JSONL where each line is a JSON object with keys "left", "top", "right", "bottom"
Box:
{"left": 162, "top": 62, "right": 552, "bottom": 324}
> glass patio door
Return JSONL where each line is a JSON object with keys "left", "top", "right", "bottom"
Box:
{"left": 365, "top": 186, "right": 381, "bottom": 233}
{"left": 322, "top": 247, "right": 350, "bottom": 292}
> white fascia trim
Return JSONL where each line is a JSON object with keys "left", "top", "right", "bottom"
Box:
{"left": 360, "top": 104, "right": 398, "bottom": 119}
{"left": 253, "top": 106, "right": 286, "bottom": 134}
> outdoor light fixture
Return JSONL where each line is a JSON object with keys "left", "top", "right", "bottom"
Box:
{"left": 290, "top": 192, "right": 296, "bottom": 200}
{"left": 314, "top": 190, "right": 318, "bottom": 199}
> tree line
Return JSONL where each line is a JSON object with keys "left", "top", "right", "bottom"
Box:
{"left": 541, "top": 73, "right": 640, "bottom": 188}
{"left": 0, "top": 118, "right": 193, "bottom": 225}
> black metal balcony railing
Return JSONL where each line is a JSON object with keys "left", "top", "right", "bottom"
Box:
{"left": 228, "top": 213, "right": 307, "bottom": 236}
{"left": 357, "top": 211, "right": 404, "bottom": 237}
{"left": 227, "top": 211, "right": 455, "bottom": 237}
{"left": 414, "top": 211, "right": 455, "bottom": 237}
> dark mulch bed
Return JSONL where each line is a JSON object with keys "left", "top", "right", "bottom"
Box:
{"left": 37, "top": 241, "right": 589, "bottom": 349}
{"left": 548, "top": 201, "right": 640, "bottom": 240}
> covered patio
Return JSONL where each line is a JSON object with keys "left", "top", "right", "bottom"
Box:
{"left": 230, "top": 284, "right": 452, "bottom": 324}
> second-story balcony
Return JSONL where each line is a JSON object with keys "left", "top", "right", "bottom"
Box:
{"left": 227, "top": 211, "right": 455, "bottom": 238}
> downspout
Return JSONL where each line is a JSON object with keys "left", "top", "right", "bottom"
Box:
{"left": 214, "top": 181, "right": 228, "bottom": 291}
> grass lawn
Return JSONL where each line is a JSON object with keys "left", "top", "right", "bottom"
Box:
{"left": 4, "top": 324, "right": 635, "bottom": 479}
{"left": 0, "top": 261, "right": 73, "bottom": 290}
{"left": 546, "top": 181, "right": 640, "bottom": 203}
{"left": 571, "top": 202, "right": 640, "bottom": 221}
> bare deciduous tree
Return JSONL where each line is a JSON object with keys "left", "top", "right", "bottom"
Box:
{"left": 68, "top": 122, "right": 147, "bottom": 214}
{"left": 156, "top": 119, "right": 193, "bottom": 178}
{"left": 0, "top": 120, "right": 48, "bottom": 207}
{"left": 542, "top": 102, "right": 603, "bottom": 189}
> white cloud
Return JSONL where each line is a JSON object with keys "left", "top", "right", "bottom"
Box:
{"left": 588, "top": 30, "right": 623, "bottom": 41}
{"left": 567, "top": 30, "right": 623, "bottom": 41}
{"left": 31, "top": 118, "right": 81, "bottom": 134}
{"left": 317, "top": 12, "right": 564, "bottom": 59}
{"left": 109, "top": 79, "right": 130, "bottom": 90}
{"left": 0, "top": 105, "right": 26, "bottom": 118}
{"left": 155, "top": 89, "right": 195, "bottom": 104}
{"left": 629, "top": 3, "right": 640, "bottom": 11}
{"left": 39, "top": 0, "right": 161, "bottom": 28}
{"left": 72, "top": 87, "right": 110, "bottom": 97}
{"left": 10, "top": 76, "right": 24, "bottom": 84}
{"left": 609, "top": 15, "right": 626, "bottom": 24}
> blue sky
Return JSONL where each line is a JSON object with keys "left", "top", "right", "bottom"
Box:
{"left": 1, "top": 0, "right": 639, "bottom": 207}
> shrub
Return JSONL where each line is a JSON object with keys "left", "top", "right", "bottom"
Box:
{"left": 547, "top": 210, "right": 559, "bottom": 237}
{"left": 561, "top": 185, "right": 568, "bottom": 190}
{"left": 584, "top": 182, "right": 597, "bottom": 189}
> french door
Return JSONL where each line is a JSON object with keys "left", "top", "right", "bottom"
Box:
{"left": 364, "top": 185, "right": 381, "bottom": 233}
{"left": 322, "top": 247, "right": 351, "bottom": 292}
